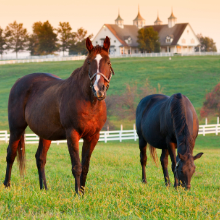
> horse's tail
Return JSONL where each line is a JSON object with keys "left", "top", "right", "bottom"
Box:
{"left": 149, "top": 145, "right": 159, "bottom": 167}
{"left": 17, "top": 132, "right": 25, "bottom": 176}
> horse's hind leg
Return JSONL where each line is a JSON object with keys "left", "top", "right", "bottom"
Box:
{"left": 4, "top": 129, "right": 26, "bottom": 187}
{"left": 160, "top": 149, "right": 170, "bottom": 186}
{"left": 35, "top": 138, "right": 51, "bottom": 190}
{"left": 139, "top": 136, "right": 147, "bottom": 183}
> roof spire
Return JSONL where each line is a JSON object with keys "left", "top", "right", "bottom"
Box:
{"left": 154, "top": 11, "right": 162, "bottom": 25}
{"left": 115, "top": 8, "right": 124, "bottom": 28}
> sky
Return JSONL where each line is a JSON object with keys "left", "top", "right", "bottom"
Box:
{"left": 0, "top": 0, "right": 220, "bottom": 50}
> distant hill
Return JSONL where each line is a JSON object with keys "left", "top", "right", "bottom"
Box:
{"left": 0, "top": 56, "right": 219, "bottom": 130}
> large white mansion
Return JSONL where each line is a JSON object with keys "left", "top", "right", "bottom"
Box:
{"left": 92, "top": 8, "right": 200, "bottom": 55}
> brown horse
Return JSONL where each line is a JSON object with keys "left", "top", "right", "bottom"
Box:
{"left": 4, "top": 36, "right": 114, "bottom": 194}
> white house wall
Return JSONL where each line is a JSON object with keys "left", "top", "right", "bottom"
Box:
{"left": 177, "top": 24, "right": 200, "bottom": 51}
{"left": 92, "top": 25, "right": 122, "bottom": 55}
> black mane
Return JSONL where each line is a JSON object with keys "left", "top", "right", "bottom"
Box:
{"left": 170, "top": 93, "right": 193, "bottom": 152}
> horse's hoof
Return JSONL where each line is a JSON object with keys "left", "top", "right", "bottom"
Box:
{"left": 3, "top": 181, "right": 10, "bottom": 188}
{"left": 142, "top": 179, "right": 147, "bottom": 184}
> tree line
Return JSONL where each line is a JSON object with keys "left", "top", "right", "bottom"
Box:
{"left": 0, "top": 21, "right": 93, "bottom": 58}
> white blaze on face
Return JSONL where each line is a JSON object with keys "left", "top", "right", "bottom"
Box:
{"left": 93, "top": 54, "right": 102, "bottom": 92}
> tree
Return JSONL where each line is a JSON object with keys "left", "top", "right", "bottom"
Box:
{"left": 0, "top": 27, "right": 7, "bottom": 59}
{"left": 27, "top": 34, "right": 39, "bottom": 56}
{"left": 69, "top": 28, "right": 93, "bottom": 55}
{"left": 5, "top": 21, "right": 28, "bottom": 58}
{"left": 137, "top": 27, "right": 160, "bottom": 53}
{"left": 57, "top": 22, "right": 72, "bottom": 56}
{"left": 31, "top": 21, "right": 58, "bottom": 55}
{"left": 200, "top": 83, "right": 220, "bottom": 118}
{"left": 195, "top": 34, "right": 217, "bottom": 52}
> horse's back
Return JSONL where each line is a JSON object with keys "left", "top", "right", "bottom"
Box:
{"left": 136, "top": 94, "right": 169, "bottom": 147}
{"left": 8, "top": 73, "right": 64, "bottom": 137}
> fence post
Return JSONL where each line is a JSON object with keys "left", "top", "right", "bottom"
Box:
{"left": 133, "top": 124, "right": 137, "bottom": 141}
{"left": 5, "top": 131, "right": 7, "bottom": 143}
{"left": 217, "top": 117, "right": 219, "bottom": 124}
{"left": 120, "top": 125, "right": 123, "bottom": 142}
{"left": 105, "top": 132, "right": 107, "bottom": 143}
{"left": 203, "top": 126, "right": 205, "bottom": 136}
{"left": 205, "top": 118, "right": 208, "bottom": 125}
{"left": 216, "top": 125, "right": 218, "bottom": 135}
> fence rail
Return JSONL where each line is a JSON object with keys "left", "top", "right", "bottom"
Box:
{"left": 1, "top": 123, "right": 220, "bottom": 144}
{"left": 0, "top": 52, "right": 220, "bottom": 65}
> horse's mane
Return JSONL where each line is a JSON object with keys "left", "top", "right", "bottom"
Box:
{"left": 170, "top": 93, "right": 193, "bottom": 152}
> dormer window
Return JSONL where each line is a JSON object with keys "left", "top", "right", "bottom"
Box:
{"left": 166, "top": 36, "right": 173, "bottom": 43}
{"left": 124, "top": 36, "right": 132, "bottom": 45}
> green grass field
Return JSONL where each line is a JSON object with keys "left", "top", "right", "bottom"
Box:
{"left": 0, "top": 56, "right": 220, "bottom": 130}
{"left": 0, "top": 136, "right": 219, "bottom": 219}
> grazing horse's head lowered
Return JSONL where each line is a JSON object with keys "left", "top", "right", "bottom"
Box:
{"left": 175, "top": 152, "right": 203, "bottom": 189}
{"left": 85, "top": 36, "right": 114, "bottom": 101}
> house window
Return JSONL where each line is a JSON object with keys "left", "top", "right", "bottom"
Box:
{"left": 182, "top": 39, "right": 186, "bottom": 44}
{"left": 96, "top": 41, "right": 98, "bottom": 44}
{"left": 191, "top": 39, "right": 195, "bottom": 44}
{"left": 114, "top": 40, "right": 116, "bottom": 43}
{"left": 166, "top": 36, "right": 173, "bottom": 43}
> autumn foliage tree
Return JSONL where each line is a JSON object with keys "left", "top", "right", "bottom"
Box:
{"left": 200, "top": 83, "right": 220, "bottom": 118}
{"left": 0, "top": 27, "right": 6, "bottom": 59}
{"left": 5, "top": 21, "right": 28, "bottom": 58}
{"left": 137, "top": 27, "right": 160, "bottom": 53}
{"left": 57, "top": 22, "right": 72, "bottom": 56}
{"left": 30, "top": 21, "right": 58, "bottom": 55}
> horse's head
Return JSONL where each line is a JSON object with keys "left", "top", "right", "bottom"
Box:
{"left": 85, "top": 36, "right": 114, "bottom": 101}
{"left": 175, "top": 152, "right": 203, "bottom": 189}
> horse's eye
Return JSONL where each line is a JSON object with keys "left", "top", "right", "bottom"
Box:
{"left": 87, "top": 60, "right": 91, "bottom": 64}
{"left": 107, "top": 62, "right": 111, "bottom": 65}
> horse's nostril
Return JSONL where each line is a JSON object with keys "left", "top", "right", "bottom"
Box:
{"left": 102, "top": 85, "right": 105, "bottom": 91}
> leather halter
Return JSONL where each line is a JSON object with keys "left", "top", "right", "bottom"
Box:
{"left": 87, "top": 60, "right": 114, "bottom": 91}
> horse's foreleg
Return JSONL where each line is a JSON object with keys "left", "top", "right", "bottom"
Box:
{"left": 167, "top": 142, "right": 178, "bottom": 187}
{"left": 80, "top": 134, "right": 99, "bottom": 193}
{"left": 66, "top": 130, "right": 81, "bottom": 194}
{"left": 160, "top": 149, "right": 170, "bottom": 186}
{"left": 139, "top": 137, "right": 147, "bottom": 183}
{"left": 35, "top": 138, "right": 51, "bottom": 190}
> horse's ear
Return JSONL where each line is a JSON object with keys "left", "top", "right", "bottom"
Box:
{"left": 86, "top": 37, "right": 93, "bottom": 52}
{"left": 178, "top": 152, "right": 187, "bottom": 161}
{"left": 103, "top": 36, "right": 110, "bottom": 53}
{"left": 193, "top": 152, "right": 203, "bottom": 160}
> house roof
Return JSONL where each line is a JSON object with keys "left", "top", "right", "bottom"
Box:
{"left": 144, "top": 23, "right": 188, "bottom": 46}
{"left": 105, "top": 24, "right": 139, "bottom": 47}
{"left": 105, "top": 23, "right": 189, "bottom": 47}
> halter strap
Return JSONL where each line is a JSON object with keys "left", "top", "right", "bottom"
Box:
{"left": 87, "top": 60, "right": 114, "bottom": 90}
{"left": 89, "top": 72, "right": 111, "bottom": 83}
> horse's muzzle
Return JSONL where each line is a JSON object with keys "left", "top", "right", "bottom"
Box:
{"left": 92, "top": 87, "right": 106, "bottom": 101}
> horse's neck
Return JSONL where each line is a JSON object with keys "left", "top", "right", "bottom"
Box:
{"left": 68, "top": 65, "right": 95, "bottom": 103}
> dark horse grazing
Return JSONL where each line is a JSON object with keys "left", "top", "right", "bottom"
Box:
{"left": 4, "top": 36, "right": 114, "bottom": 194}
{"left": 136, "top": 93, "right": 203, "bottom": 189}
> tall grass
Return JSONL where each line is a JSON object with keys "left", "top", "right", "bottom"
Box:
{"left": 0, "top": 135, "right": 219, "bottom": 219}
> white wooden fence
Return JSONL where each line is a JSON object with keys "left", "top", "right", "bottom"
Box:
{"left": 1, "top": 123, "right": 220, "bottom": 144}
{"left": 0, "top": 52, "right": 220, "bottom": 65}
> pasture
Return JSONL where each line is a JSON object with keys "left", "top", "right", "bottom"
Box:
{"left": 0, "top": 55, "right": 220, "bottom": 130}
{"left": 0, "top": 135, "right": 219, "bottom": 219}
